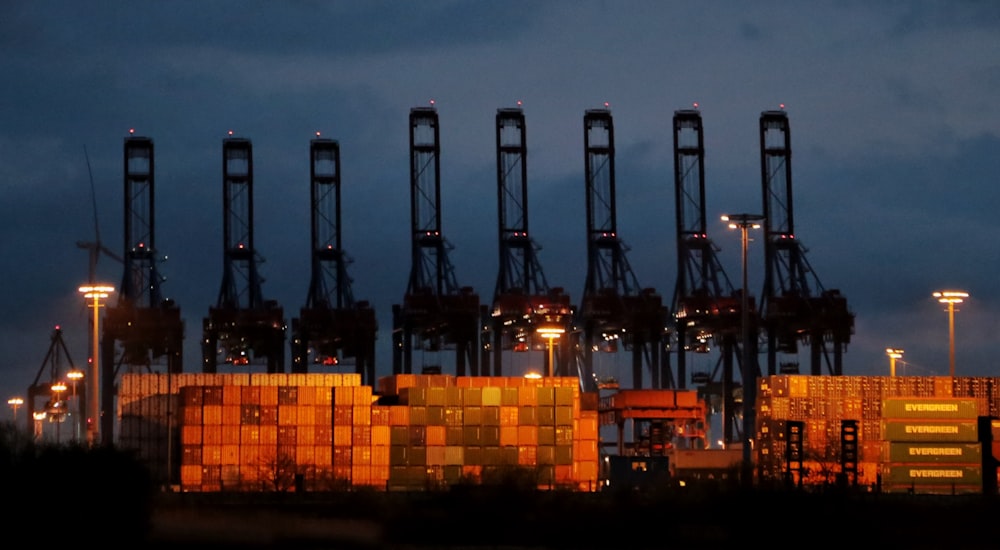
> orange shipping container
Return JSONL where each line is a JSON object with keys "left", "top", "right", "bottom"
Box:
{"left": 518, "top": 425, "right": 538, "bottom": 446}
{"left": 181, "top": 425, "right": 202, "bottom": 445}
{"left": 500, "top": 426, "right": 518, "bottom": 447}
{"left": 426, "top": 425, "right": 446, "bottom": 447}
{"left": 260, "top": 425, "right": 278, "bottom": 446}
{"left": 202, "top": 425, "right": 222, "bottom": 446}
{"left": 518, "top": 445, "right": 537, "bottom": 466}
{"left": 333, "top": 425, "right": 352, "bottom": 447}
{"left": 221, "top": 424, "right": 240, "bottom": 445}
{"left": 203, "top": 405, "right": 222, "bottom": 425}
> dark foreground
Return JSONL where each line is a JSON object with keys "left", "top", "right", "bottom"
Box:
{"left": 143, "top": 486, "right": 1000, "bottom": 549}
{"left": 3, "top": 432, "right": 997, "bottom": 549}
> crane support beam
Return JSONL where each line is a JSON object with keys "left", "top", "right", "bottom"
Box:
{"left": 578, "top": 108, "right": 668, "bottom": 391}
{"left": 291, "top": 138, "right": 377, "bottom": 384}
{"left": 484, "top": 107, "right": 572, "bottom": 378}
{"left": 670, "top": 109, "right": 747, "bottom": 444}
{"left": 758, "top": 110, "right": 854, "bottom": 377}
{"left": 393, "top": 106, "right": 480, "bottom": 377}
{"left": 203, "top": 137, "right": 286, "bottom": 374}
{"left": 103, "top": 135, "right": 184, "bottom": 445}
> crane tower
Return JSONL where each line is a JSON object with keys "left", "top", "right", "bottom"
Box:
{"left": 291, "top": 137, "right": 377, "bottom": 384}
{"left": 202, "top": 136, "right": 286, "bottom": 373}
{"left": 577, "top": 108, "right": 668, "bottom": 391}
{"left": 481, "top": 107, "right": 572, "bottom": 377}
{"left": 758, "top": 110, "right": 854, "bottom": 376}
{"left": 670, "top": 109, "right": 747, "bottom": 443}
{"left": 103, "top": 134, "right": 184, "bottom": 443}
{"left": 392, "top": 106, "right": 480, "bottom": 376}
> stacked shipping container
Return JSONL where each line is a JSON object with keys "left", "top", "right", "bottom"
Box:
{"left": 118, "top": 372, "right": 600, "bottom": 492}
{"left": 757, "top": 375, "right": 1000, "bottom": 491}
{"left": 880, "top": 397, "right": 982, "bottom": 494}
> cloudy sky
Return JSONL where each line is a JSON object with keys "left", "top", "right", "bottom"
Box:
{"left": 3, "top": 1, "right": 1000, "bottom": 418}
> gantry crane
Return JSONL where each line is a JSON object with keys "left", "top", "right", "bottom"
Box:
{"left": 481, "top": 107, "right": 572, "bottom": 377}
{"left": 26, "top": 326, "right": 80, "bottom": 440}
{"left": 392, "top": 106, "right": 480, "bottom": 376}
{"left": 202, "top": 136, "right": 286, "bottom": 373}
{"left": 670, "top": 109, "right": 748, "bottom": 443}
{"left": 291, "top": 137, "right": 377, "bottom": 384}
{"left": 103, "top": 134, "right": 184, "bottom": 444}
{"left": 576, "top": 108, "right": 669, "bottom": 391}
{"left": 758, "top": 110, "right": 854, "bottom": 376}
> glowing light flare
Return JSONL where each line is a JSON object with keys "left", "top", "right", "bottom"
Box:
{"left": 933, "top": 290, "right": 968, "bottom": 304}
{"left": 78, "top": 284, "right": 114, "bottom": 300}
{"left": 693, "top": 102, "right": 699, "bottom": 109}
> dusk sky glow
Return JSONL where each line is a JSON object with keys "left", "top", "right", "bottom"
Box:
{"left": 3, "top": 1, "right": 1000, "bottom": 418}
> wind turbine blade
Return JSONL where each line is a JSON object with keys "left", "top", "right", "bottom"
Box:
{"left": 84, "top": 145, "right": 102, "bottom": 247}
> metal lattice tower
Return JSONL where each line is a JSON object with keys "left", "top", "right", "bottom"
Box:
{"left": 577, "top": 108, "right": 668, "bottom": 391}
{"left": 291, "top": 137, "right": 377, "bottom": 383}
{"left": 482, "top": 107, "right": 572, "bottom": 377}
{"left": 202, "top": 136, "right": 286, "bottom": 374}
{"left": 392, "top": 106, "right": 480, "bottom": 376}
{"left": 103, "top": 134, "right": 184, "bottom": 443}
{"left": 670, "top": 109, "right": 747, "bottom": 443}
{"left": 759, "top": 110, "right": 853, "bottom": 376}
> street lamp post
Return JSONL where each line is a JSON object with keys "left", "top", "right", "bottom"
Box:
{"left": 51, "top": 382, "right": 67, "bottom": 444}
{"left": 722, "top": 213, "right": 764, "bottom": 487}
{"left": 886, "top": 348, "right": 904, "bottom": 377}
{"left": 537, "top": 326, "right": 565, "bottom": 378}
{"left": 933, "top": 290, "right": 968, "bottom": 378}
{"left": 79, "top": 284, "right": 114, "bottom": 447}
{"left": 7, "top": 397, "right": 24, "bottom": 424}
{"left": 66, "top": 369, "right": 84, "bottom": 442}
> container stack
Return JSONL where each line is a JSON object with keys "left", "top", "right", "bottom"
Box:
{"left": 880, "top": 397, "right": 982, "bottom": 494}
{"left": 377, "top": 374, "right": 600, "bottom": 491}
{"left": 757, "top": 375, "right": 1000, "bottom": 491}
{"left": 118, "top": 372, "right": 600, "bottom": 492}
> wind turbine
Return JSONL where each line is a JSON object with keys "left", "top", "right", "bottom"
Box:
{"left": 76, "top": 145, "right": 124, "bottom": 285}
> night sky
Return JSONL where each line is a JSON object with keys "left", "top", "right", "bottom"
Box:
{"left": 4, "top": 1, "right": 1000, "bottom": 420}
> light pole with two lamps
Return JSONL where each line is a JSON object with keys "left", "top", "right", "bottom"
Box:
{"left": 722, "top": 213, "right": 764, "bottom": 487}
{"left": 50, "top": 382, "right": 67, "bottom": 444}
{"left": 79, "top": 284, "right": 114, "bottom": 446}
{"left": 7, "top": 396, "right": 24, "bottom": 425}
{"left": 886, "top": 348, "right": 904, "bottom": 377}
{"left": 933, "top": 290, "right": 968, "bottom": 378}
{"left": 66, "top": 369, "right": 84, "bottom": 442}
{"left": 537, "top": 325, "right": 566, "bottom": 378}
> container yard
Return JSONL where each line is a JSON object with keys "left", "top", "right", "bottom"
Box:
{"left": 115, "top": 371, "right": 1000, "bottom": 495}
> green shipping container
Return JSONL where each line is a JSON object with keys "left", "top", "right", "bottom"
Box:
{"left": 882, "top": 464, "right": 982, "bottom": 485}
{"left": 881, "top": 398, "right": 979, "bottom": 420}
{"left": 881, "top": 419, "right": 979, "bottom": 442}
{"left": 883, "top": 441, "right": 982, "bottom": 464}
